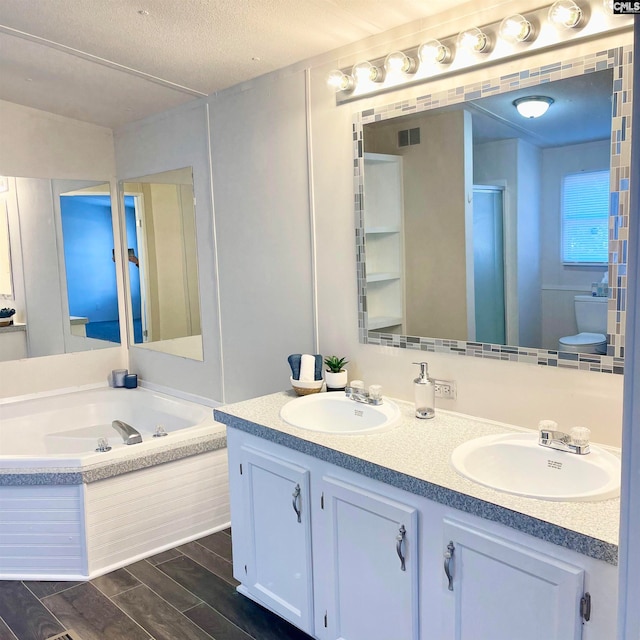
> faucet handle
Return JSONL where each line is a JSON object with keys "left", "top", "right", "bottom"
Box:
{"left": 570, "top": 426, "right": 591, "bottom": 446}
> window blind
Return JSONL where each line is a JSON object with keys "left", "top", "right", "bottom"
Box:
{"left": 561, "top": 170, "right": 609, "bottom": 264}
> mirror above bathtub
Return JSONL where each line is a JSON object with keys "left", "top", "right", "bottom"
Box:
{"left": 0, "top": 176, "right": 121, "bottom": 363}
{"left": 120, "top": 167, "right": 203, "bottom": 361}
{"left": 356, "top": 48, "right": 631, "bottom": 373}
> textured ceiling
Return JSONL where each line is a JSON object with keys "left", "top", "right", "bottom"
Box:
{"left": 0, "top": 0, "right": 473, "bottom": 128}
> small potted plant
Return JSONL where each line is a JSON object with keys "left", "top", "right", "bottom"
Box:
{"left": 0, "top": 308, "right": 16, "bottom": 327}
{"left": 324, "top": 355, "right": 349, "bottom": 391}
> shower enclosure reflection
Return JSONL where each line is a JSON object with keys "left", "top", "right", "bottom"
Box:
{"left": 121, "top": 167, "right": 203, "bottom": 361}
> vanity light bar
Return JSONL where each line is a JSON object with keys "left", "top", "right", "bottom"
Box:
{"left": 328, "top": 0, "right": 631, "bottom": 103}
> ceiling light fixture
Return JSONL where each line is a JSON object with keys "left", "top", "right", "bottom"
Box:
{"left": 418, "top": 39, "right": 452, "bottom": 66}
{"left": 457, "top": 27, "right": 490, "bottom": 54}
{"left": 327, "top": 69, "right": 354, "bottom": 92}
{"left": 352, "top": 61, "right": 384, "bottom": 84}
{"left": 548, "top": 0, "right": 583, "bottom": 28}
{"left": 499, "top": 15, "right": 534, "bottom": 43}
{"left": 384, "top": 51, "right": 417, "bottom": 75}
{"left": 513, "top": 95, "right": 554, "bottom": 118}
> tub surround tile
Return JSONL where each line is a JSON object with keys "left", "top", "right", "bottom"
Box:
{"left": 157, "top": 556, "right": 312, "bottom": 640}
{"left": 0, "top": 582, "right": 65, "bottom": 640}
{"left": 125, "top": 560, "right": 202, "bottom": 612}
{"left": 184, "top": 603, "right": 254, "bottom": 640}
{"left": 42, "top": 583, "right": 151, "bottom": 640}
{"left": 214, "top": 391, "right": 620, "bottom": 565}
{"left": 111, "top": 584, "right": 212, "bottom": 640}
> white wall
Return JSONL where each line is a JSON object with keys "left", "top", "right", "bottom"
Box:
{"left": 114, "top": 101, "right": 223, "bottom": 401}
{"left": 0, "top": 100, "right": 125, "bottom": 398}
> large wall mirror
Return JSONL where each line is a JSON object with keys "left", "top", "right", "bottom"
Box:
{"left": 120, "top": 167, "right": 203, "bottom": 361}
{"left": 355, "top": 47, "right": 630, "bottom": 374}
{"left": 0, "top": 176, "right": 121, "bottom": 363}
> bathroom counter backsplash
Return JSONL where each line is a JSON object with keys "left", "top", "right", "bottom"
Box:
{"left": 214, "top": 391, "right": 620, "bottom": 565}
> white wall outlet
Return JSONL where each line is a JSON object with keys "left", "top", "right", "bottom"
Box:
{"left": 433, "top": 379, "right": 457, "bottom": 399}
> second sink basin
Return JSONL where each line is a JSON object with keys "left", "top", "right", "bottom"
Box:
{"left": 451, "top": 432, "right": 621, "bottom": 502}
{"left": 280, "top": 393, "right": 401, "bottom": 434}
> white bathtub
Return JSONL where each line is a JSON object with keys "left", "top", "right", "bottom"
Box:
{"left": 0, "top": 385, "right": 230, "bottom": 580}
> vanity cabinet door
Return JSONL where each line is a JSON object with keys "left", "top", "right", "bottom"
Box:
{"left": 441, "top": 520, "right": 585, "bottom": 640}
{"left": 316, "top": 475, "right": 419, "bottom": 640}
{"left": 238, "top": 446, "right": 314, "bottom": 634}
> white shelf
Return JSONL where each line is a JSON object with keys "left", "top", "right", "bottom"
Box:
{"left": 367, "top": 272, "right": 401, "bottom": 283}
{"left": 365, "top": 226, "right": 400, "bottom": 235}
{"left": 368, "top": 315, "right": 403, "bottom": 330}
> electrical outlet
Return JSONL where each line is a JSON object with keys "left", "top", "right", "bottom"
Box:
{"left": 433, "top": 379, "right": 457, "bottom": 400}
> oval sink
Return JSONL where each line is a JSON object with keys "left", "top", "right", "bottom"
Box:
{"left": 280, "top": 393, "right": 401, "bottom": 434}
{"left": 451, "top": 432, "right": 620, "bottom": 502}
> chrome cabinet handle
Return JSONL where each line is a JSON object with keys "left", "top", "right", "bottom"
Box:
{"left": 292, "top": 484, "right": 302, "bottom": 523}
{"left": 396, "top": 524, "right": 406, "bottom": 571}
{"left": 444, "top": 541, "right": 455, "bottom": 591}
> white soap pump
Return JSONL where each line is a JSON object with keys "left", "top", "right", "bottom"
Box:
{"left": 413, "top": 362, "right": 435, "bottom": 419}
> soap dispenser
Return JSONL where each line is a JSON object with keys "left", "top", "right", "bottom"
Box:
{"left": 413, "top": 362, "right": 435, "bottom": 419}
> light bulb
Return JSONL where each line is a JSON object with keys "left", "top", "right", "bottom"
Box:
{"left": 384, "top": 51, "right": 417, "bottom": 74}
{"left": 499, "top": 15, "right": 534, "bottom": 43}
{"left": 457, "top": 27, "right": 490, "bottom": 54}
{"left": 327, "top": 69, "right": 354, "bottom": 92}
{"left": 352, "top": 61, "right": 384, "bottom": 84}
{"left": 548, "top": 0, "right": 583, "bottom": 28}
{"left": 513, "top": 96, "right": 554, "bottom": 118}
{"left": 418, "top": 39, "right": 451, "bottom": 65}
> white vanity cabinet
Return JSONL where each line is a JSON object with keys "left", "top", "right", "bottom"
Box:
{"left": 226, "top": 427, "right": 616, "bottom": 640}
{"left": 314, "top": 476, "right": 419, "bottom": 640}
{"left": 440, "top": 519, "right": 585, "bottom": 640}
{"left": 227, "top": 433, "right": 314, "bottom": 634}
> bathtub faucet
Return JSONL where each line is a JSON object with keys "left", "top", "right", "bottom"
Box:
{"left": 111, "top": 420, "right": 143, "bottom": 445}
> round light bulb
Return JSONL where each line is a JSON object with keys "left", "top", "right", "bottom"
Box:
{"left": 548, "top": 0, "right": 583, "bottom": 28}
{"left": 327, "top": 69, "right": 354, "bottom": 92}
{"left": 457, "top": 27, "right": 490, "bottom": 54}
{"left": 499, "top": 15, "right": 533, "bottom": 43}
{"left": 513, "top": 96, "right": 554, "bottom": 118}
{"left": 384, "top": 51, "right": 417, "bottom": 74}
{"left": 352, "top": 61, "right": 384, "bottom": 84}
{"left": 418, "top": 39, "right": 451, "bottom": 65}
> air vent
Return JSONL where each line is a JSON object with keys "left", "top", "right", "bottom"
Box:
{"left": 398, "top": 127, "right": 420, "bottom": 147}
{"left": 47, "top": 632, "right": 82, "bottom": 640}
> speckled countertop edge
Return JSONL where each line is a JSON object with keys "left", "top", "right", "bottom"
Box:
{"left": 214, "top": 391, "right": 620, "bottom": 566}
{"left": 0, "top": 431, "right": 227, "bottom": 486}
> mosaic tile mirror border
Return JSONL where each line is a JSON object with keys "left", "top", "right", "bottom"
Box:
{"left": 354, "top": 44, "right": 632, "bottom": 375}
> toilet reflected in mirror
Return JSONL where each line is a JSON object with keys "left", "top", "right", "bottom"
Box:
{"left": 558, "top": 295, "right": 608, "bottom": 355}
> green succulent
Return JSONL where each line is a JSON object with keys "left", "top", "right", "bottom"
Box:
{"left": 324, "top": 355, "right": 349, "bottom": 373}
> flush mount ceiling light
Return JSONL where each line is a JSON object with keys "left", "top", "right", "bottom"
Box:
{"left": 418, "top": 39, "right": 452, "bottom": 66}
{"left": 327, "top": 69, "right": 354, "bottom": 92}
{"left": 457, "top": 27, "right": 490, "bottom": 54}
{"left": 513, "top": 95, "right": 554, "bottom": 118}
{"left": 384, "top": 51, "right": 417, "bottom": 74}
{"left": 499, "top": 14, "right": 534, "bottom": 43}
{"left": 548, "top": 0, "right": 583, "bottom": 28}
{"left": 352, "top": 60, "right": 384, "bottom": 84}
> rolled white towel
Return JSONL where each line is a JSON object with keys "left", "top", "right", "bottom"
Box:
{"left": 299, "top": 354, "right": 316, "bottom": 382}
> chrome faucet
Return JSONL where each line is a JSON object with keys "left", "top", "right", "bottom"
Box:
{"left": 111, "top": 419, "right": 143, "bottom": 445}
{"left": 538, "top": 426, "right": 590, "bottom": 455}
{"left": 345, "top": 385, "right": 383, "bottom": 406}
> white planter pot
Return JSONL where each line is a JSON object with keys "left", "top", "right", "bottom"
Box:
{"left": 325, "top": 370, "right": 348, "bottom": 390}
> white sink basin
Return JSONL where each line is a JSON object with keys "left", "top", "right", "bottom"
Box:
{"left": 280, "top": 393, "right": 401, "bottom": 434}
{"left": 450, "top": 432, "right": 621, "bottom": 502}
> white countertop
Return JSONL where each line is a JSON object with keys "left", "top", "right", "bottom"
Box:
{"left": 215, "top": 390, "right": 620, "bottom": 563}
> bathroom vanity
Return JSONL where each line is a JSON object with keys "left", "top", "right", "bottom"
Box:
{"left": 215, "top": 392, "right": 619, "bottom": 640}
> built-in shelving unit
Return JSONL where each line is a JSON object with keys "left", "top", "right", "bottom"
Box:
{"left": 363, "top": 152, "right": 405, "bottom": 334}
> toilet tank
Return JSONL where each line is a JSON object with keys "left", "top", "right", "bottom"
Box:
{"left": 575, "top": 295, "right": 608, "bottom": 333}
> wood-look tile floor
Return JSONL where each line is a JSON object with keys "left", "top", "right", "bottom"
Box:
{"left": 0, "top": 529, "right": 314, "bottom": 640}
